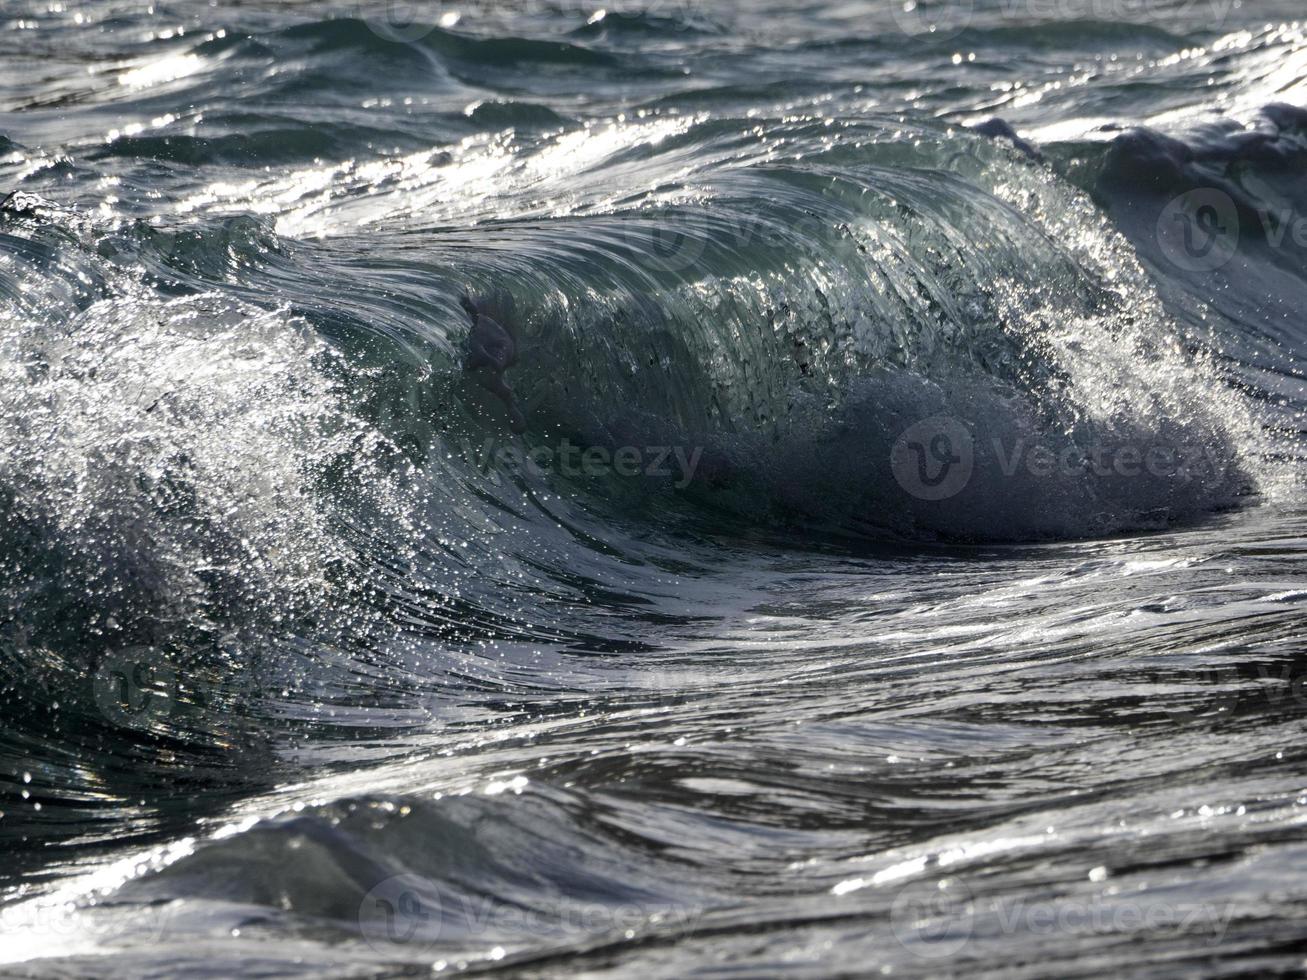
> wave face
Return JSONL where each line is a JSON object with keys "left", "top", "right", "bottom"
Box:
{"left": 2, "top": 1, "right": 1306, "bottom": 977}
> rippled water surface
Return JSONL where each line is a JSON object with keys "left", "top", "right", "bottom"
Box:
{"left": 1, "top": 0, "right": 1306, "bottom": 976}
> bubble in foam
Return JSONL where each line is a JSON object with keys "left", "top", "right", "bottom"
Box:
{"left": 0, "top": 287, "right": 388, "bottom": 642}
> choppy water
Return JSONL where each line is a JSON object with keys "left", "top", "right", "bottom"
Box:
{"left": 1, "top": 0, "right": 1306, "bottom": 975}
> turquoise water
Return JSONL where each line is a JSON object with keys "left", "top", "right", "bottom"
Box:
{"left": 1, "top": 1, "right": 1306, "bottom": 975}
